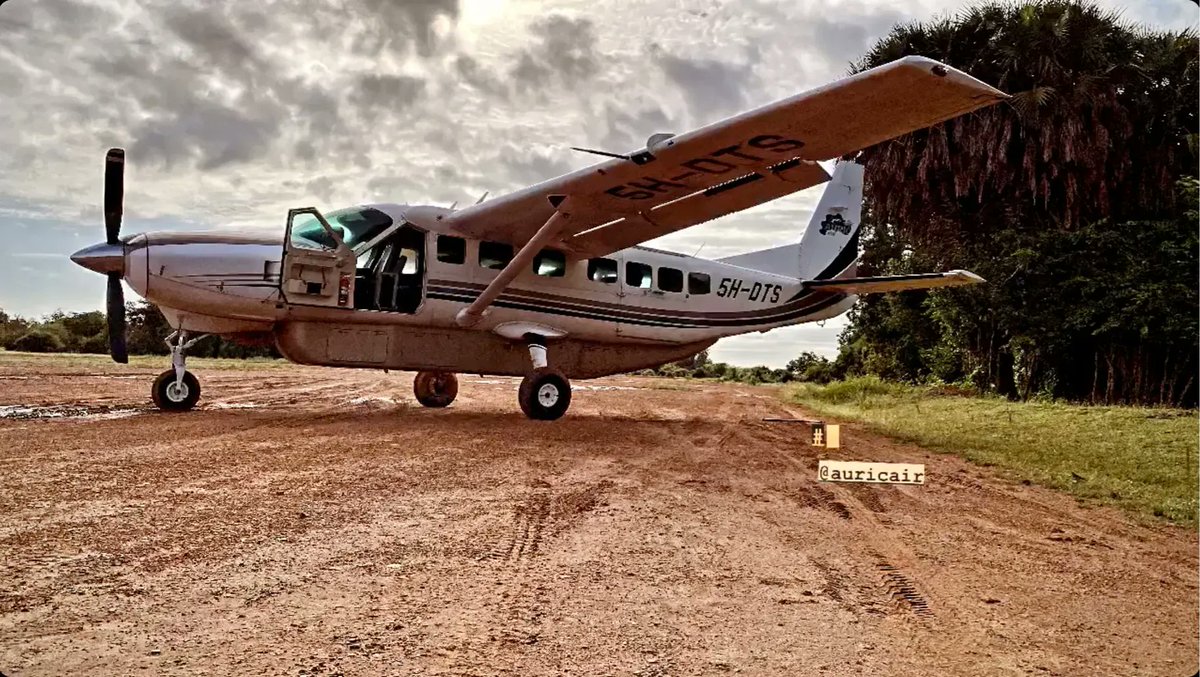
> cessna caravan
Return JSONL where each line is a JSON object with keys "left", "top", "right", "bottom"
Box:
{"left": 70, "top": 56, "right": 1006, "bottom": 419}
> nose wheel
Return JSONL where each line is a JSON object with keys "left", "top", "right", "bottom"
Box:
{"left": 150, "top": 330, "right": 207, "bottom": 412}
{"left": 413, "top": 370, "right": 458, "bottom": 408}
{"left": 518, "top": 337, "right": 571, "bottom": 420}
{"left": 152, "top": 369, "right": 201, "bottom": 411}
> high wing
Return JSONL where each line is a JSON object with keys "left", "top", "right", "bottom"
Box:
{"left": 441, "top": 55, "right": 1008, "bottom": 258}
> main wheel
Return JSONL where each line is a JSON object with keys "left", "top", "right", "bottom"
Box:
{"left": 413, "top": 370, "right": 458, "bottom": 408}
{"left": 151, "top": 369, "right": 201, "bottom": 412}
{"left": 518, "top": 367, "right": 571, "bottom": 420}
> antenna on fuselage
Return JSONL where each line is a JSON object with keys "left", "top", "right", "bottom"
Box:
{"left": 692, "top": 242, "right": 706, "bottom": 258}
{"left": 474, "top": 191, "right": 489, "bottom": 205}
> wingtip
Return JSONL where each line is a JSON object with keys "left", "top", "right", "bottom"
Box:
{"left": 949, "top": 269, "right": 986, "bottom": 284}
{"left": 899, "top": 56, "right": 1009, "bottom": 100}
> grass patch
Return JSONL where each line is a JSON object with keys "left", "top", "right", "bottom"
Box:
{"left": 786, "top": 377, "right": 1199, "bottom": 526}
{"left": 0, "top": 350, "right": 287, "bottom": 372}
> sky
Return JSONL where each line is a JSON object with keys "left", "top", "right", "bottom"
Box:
{"left": 0, "top": 0, "right": 1195, "bottom": 367}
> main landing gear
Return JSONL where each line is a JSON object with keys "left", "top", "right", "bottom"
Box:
{"left": 413, "top": 371, "right": 458, "bottom": 408}
{"left": 518, "top": 338, "right": 571, "bottom": 420}
{"left": 151, "top": 331, "right": 207, "bottom": 412}
{"left": 412, "top": 338, "right": 571, "bottom": 420}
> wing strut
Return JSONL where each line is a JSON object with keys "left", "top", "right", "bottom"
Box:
{"left": 455, "top": 195, "right": 571, "bottom": 328}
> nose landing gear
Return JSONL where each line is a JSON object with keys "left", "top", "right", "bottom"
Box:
{"left": 518, "top": 338, "right": 571, "bottom": 420}
{"left": 151, "top": 330, "right": 207, "bottom": 412}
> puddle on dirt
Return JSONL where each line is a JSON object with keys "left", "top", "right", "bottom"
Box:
{"left": 347, "top": 396, "right": 396, "bottom": 406}
{"left": 571, "top": 384, "right": 643, "bottom": 391}
{"left": 0, "top": 404, "right": 141, "bottom": 421}
{"left": 207, "top": 402, "right": 265, "bottom": 410}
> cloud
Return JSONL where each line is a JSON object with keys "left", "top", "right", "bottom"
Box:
{"left": 649, "top": 44, "right": 761, "bottom": 122}
{"left": 350, "top": 74, "right": 427, "bottom": 116}
{"left": 132, "top": 99, "right": 283, "bottom": 171}
{"left": 453, "top": 54, "right": 508, "bottom": 97}
{"left": 347, "top": 0, "right": 460, "bottom": 57}
{"left": 509, "top": 15, "right": 600, "bottom": 92}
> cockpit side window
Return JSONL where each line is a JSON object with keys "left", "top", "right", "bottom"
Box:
{"left": 290, "top": 207, "right": 393, "bottom": 251}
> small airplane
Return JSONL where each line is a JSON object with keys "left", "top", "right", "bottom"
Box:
{"left": 70, "top": 56, "right": 1007, "bottom": 420}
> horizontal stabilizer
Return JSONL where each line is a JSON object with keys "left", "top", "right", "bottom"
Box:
{"left": 803, "top": 270, "right": 984, "bottom": 294}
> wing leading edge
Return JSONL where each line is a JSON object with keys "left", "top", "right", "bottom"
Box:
{"left": 443, "top": 55, "right": 1008, "bottom": 257}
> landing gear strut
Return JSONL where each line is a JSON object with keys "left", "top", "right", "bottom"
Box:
{"left": 151, "top": 330, "right": 207, "bottom": 412}
{"left": 413, "top": 371, "right": 458, "bottom": 408}
{"left": 518, "top": 338, "right": 571, "bottom": 420}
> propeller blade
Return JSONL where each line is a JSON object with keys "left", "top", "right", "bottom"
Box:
{"left": 106, "top": 273, "right": 128, "bottom": 364}
{"left": 104, "top": 148, "right": 125, "bottom": 245}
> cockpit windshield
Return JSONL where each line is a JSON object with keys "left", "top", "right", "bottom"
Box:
{"left": 290, "top": 206, "right": 393, "bottom": 251}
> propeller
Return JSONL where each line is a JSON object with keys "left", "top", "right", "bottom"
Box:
{"left": 104, "top": 148, "right": 124, "bottom": 245}
{"left": 103, "top": 148, "right": 128, "bottom": 364}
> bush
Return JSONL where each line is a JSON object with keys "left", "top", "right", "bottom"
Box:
{"left": 791, "top": 376, "right": 912, "bottom": 404}
{"left": 11, "top": 330, "right": 65, "bottom": 353}
{"left": 655, "top": 363, "right": 690, "bottom": 378}
{"left": 78, "top": 333, "right": 109, "bottom": 354}
{"left": 799, "top": 361, "right": 835, "bottom": 384}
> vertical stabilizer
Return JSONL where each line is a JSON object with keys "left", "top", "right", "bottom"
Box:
{"left": 718, "top": 160, "right": 863, "bottom": 280}
{"left": 796, "top": 160, "right": 863, "bottom": 280}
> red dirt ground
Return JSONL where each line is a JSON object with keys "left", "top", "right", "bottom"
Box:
{"left": 0, "top": 359, "right": 1195, "bottom": 676}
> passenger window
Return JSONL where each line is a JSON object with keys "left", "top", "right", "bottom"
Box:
{"left": 658, "top": 267, "right": 683, "bottom": 293}
{"left": 688, "top": 271, "right": 711, "bottom": 295}
{"left": 533, "top": 248, "right": 566, "bottom": 277}
{"left": 588, "top": 258, "right": 618, "bottom": 283}
{"left": 479, "top": 241, "right": 513, "bottom": 270}
{"left": 437, "top": 235, "right": 465, "bottom": 264}
{"left": 626, "top": 262, "right": 652, "bottom": 289}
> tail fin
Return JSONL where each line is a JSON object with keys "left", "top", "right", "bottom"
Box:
{"left": 717, "top": 160, "right": 863, "bottom": 280}
{"left": 796, "top": 160, "right": 863, "bottom": 280}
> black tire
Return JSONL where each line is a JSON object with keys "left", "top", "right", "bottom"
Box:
{"left": 151, "top": 369, "right": 201, "bottom": 412}
{"left": 413, "top": 371, "right": 458, "bottom": 408}
{"left": 518, "top": 367, "right": 571, "bottom": 420}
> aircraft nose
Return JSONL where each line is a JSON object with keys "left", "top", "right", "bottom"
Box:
{"left": 70, "top": 242, "right": 126, "bottom": 275}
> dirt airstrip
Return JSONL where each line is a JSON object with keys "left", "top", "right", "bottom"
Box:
{"left": 0, "top": 360, "right": 1196, "bottom": 676}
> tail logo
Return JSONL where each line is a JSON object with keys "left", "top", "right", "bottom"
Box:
{"left": 819, "top": 213, "right": 852, "bottom": 236}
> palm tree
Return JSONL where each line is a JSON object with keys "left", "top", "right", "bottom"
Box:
{"left": 854, "top": 0, "right": 1196, "bottom": 236}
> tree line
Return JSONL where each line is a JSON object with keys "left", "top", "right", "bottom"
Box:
{"left": 0, "top": 302, "right": 277, "bottom": 358}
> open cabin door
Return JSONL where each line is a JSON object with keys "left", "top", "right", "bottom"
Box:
{"left": 281, "top": 207, "right": 358, "bottom": 308}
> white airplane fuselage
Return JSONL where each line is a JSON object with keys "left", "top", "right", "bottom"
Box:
{"left": 117, "top": 202, "right": 856, "bottom": 378}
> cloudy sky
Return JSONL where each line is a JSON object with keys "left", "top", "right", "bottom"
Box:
{"left": 0, "top": 0, "right": 1194, "bottom": 366}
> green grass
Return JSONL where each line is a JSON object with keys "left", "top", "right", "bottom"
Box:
{"left": 786, "top": 377, "right": 1199, "bottom": 526}
{"left": 0, "top": 350, "right": 287, "bottom": 372}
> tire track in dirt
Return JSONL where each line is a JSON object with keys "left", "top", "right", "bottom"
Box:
{"left": 2, "top": 366, "right": 1195, "bottom": 676}
{"left": 743, "top": 413, "right": 955, "bottom": 629}
{"left": 439, "top": 478, "right": 614, "bottom": 664}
